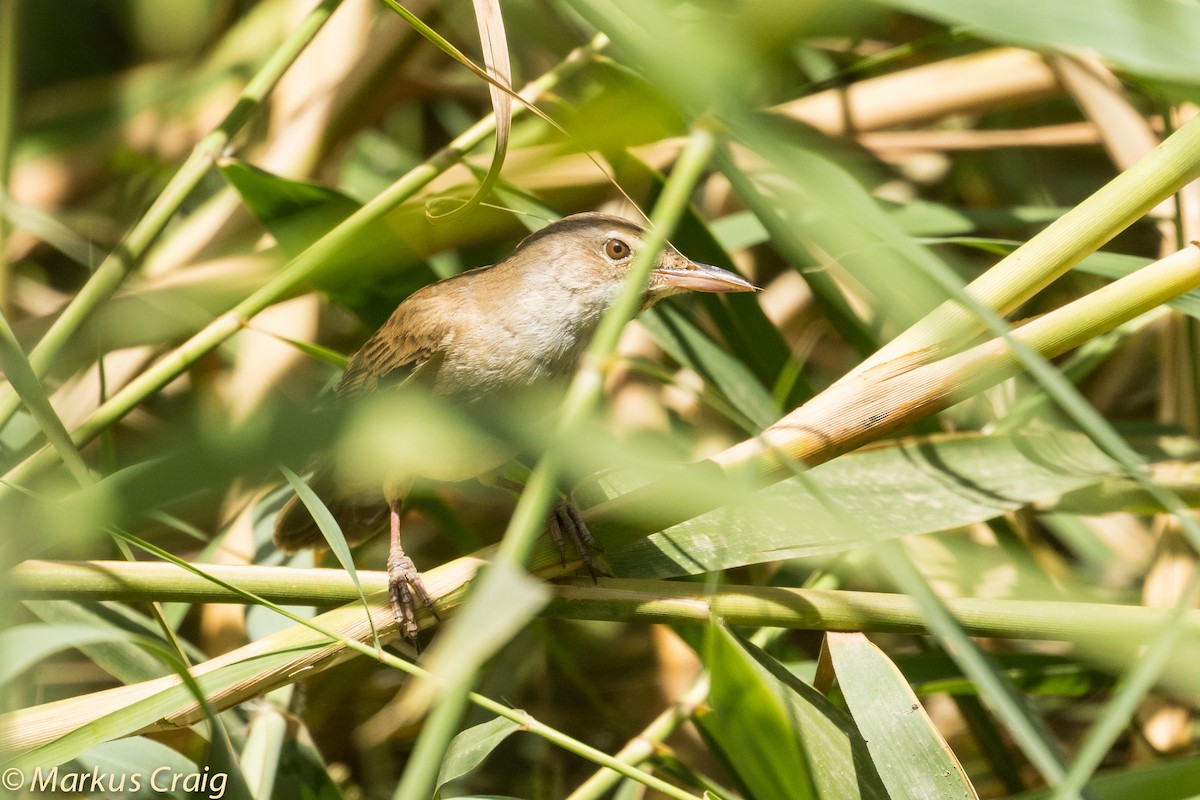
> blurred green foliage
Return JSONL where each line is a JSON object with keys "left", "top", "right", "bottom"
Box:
{"left": 3, "top": 0, "right": 1200, "bottom": 798}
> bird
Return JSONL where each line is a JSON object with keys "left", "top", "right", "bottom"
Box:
{"left": 273, "top": 212, "right": 757, "bottom": 640}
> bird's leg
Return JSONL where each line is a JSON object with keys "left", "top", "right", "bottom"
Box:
{"left": 492, "top": 477, "right": 603, "bottom": 581}
{"left": 387, "top": 499, "right": 439, "bottom": 642}
{"left": 549, "top": 501, "right": 602, "bottom": 582}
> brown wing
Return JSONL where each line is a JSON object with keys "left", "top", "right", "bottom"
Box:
{"left": 273, "top": 299, "right": 449, "bottom": 551}
{"left": 335, "top": 302, "right": 448, "bottom": 397}
{"left": 273, "top": 465, "right": 391, "bottom": 553}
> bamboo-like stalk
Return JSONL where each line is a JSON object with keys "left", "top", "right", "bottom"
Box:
{"left": 0, "top": 0, "right": 347, "bottom": 433}
{"left": 0, "top": 37, "right": 604, "bottom": 493}
{"left": 0, "top": 556, "right": 702, "bottom": 800}
{"left": 8, "top": 560, "right": 384, "bottom": 604}
{"left": 11, "top": 562, "right": 1200, "bottom": 643}
{"left": 7, "top": 566, "right": 1200, "bottom": 753}
{"left": 842, "top": 115, "right": 1200, "bottom": 383}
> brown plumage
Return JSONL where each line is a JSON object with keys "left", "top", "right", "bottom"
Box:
{"left": 273, "top": 212, "right": 757, "bottom": 639}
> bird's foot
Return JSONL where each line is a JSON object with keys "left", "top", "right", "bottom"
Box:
{"left": 387, "top": 550, "right": 439, "bottom": 643}
{"left": 547, "top": 501, "right": 605, "bottom": 582}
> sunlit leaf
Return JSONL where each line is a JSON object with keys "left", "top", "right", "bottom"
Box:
{"left": 608, "top": 431, "right": 1121, "bottom": 577}
{"left": 699, "top": 621, "right": 888, "bottom": 800}
{"left": 435, "top": 716, "right": 522, "bottom": 798}
{"left": 700, "top": 622, "right": 817, "bottom": 800}
{"left": 827, "top": 633, "right": 978, "bottom": 800}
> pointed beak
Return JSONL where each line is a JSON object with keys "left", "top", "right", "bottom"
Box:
{"left": 652, "top": 261, "right": 759, "bottom": 294}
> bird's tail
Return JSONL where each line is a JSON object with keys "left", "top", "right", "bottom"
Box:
{"left": 273, "top": 467, "right": 390, "bottom": 553}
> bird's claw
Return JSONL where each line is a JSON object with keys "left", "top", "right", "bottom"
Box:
{"left": 548, "top": 501, "right": 604, "bottom": 582}
{"left": 387, "top": 550, "right": 439, "bottom": 643}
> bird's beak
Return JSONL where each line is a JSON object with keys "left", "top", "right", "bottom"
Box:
{"left": 652, "top": 261, "right": 759, "bottom": 294}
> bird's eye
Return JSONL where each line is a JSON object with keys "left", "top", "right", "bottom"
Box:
{"left": 605, "top": 239, "right": 631, "bottom": 260}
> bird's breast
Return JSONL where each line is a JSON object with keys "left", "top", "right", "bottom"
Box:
{"left": 431, "top": 268, "right": 616, "bottom": 400}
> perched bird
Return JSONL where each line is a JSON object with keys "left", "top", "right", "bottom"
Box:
{"left": 274, "top": 212, "right": 757, "bottom": 639}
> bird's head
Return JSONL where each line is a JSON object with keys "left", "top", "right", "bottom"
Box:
{"left": 508, "top": 212, "right": 758, "bottom": 313}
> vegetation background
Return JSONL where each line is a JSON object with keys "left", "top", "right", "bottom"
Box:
{"left": 2, "top": 0, "right": 1200, "bottom": 798}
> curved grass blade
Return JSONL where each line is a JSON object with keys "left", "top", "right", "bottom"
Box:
{"left": 426, "top": 0, "right": 511, "bottom": 222}
{"left": 278, "top": 465, "right": 381, "bottom": 652}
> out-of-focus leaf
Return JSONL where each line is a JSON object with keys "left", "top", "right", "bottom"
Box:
{"left": 565, "top": 0, "right": 773, "bottom": 116}
{"left": 709, "top": 210, "right": 768, "bottom": 252}
{"left": 22, "top": 600, "right": 188, "bottom": 684}
{"left": 0, "top": 624, "right": 135, "bottom": 687}
{"left": 336, "top": 390, "right": 513, "bottom": 488}
{"left": 875, "top": 0, "right": 1200, "bottom": 84}
{"left": 641, "top": 304, "right": 778, "bottom": 431}
{"left": 279, "top": 465, "right": 380, "bottom": 649}
{"left": 71, "top": 737, "right": 200, "bottom": 800}
{"left": 608, "top": 431, "right": 1120, "bottom": 578}
{"left": 218, "top": 159, "right": 361, "bottom": 254}
{"left": 1015, "top": 756, "right": 1200, "bottom": 800}
{"left": 435, "top": 716, "right": 522, "bottom": 798}
{"left": 827, "top": 633, "right": 978, "bottom": 799}
{"left": 561, "top": 60, "right": 685, "bottom": 150}
{"left": 887, "top": 201, "right": 1069, "bottom": 237}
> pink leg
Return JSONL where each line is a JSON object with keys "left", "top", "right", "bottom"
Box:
{"left": 387, "top": 498, "right": 438, "bottom": 641}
